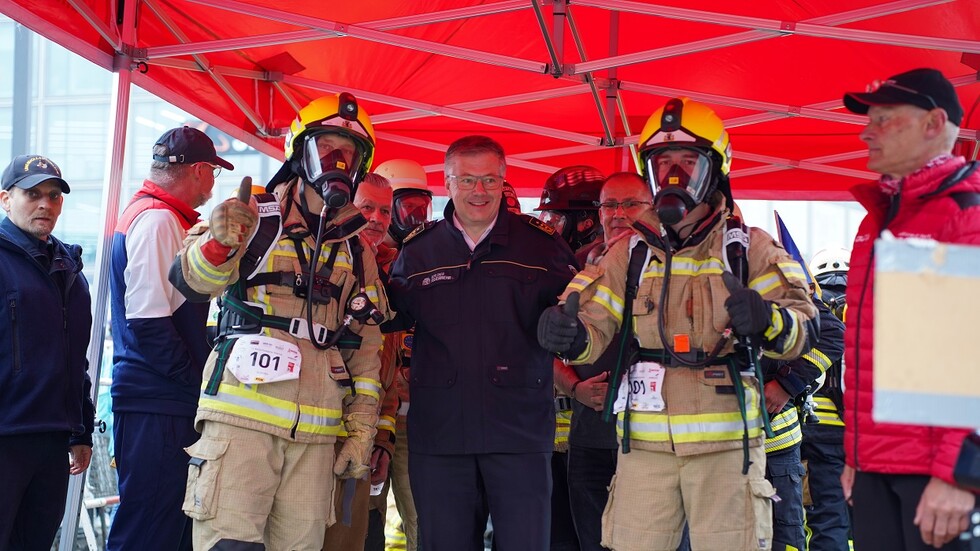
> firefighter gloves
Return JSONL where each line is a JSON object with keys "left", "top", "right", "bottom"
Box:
{"left": 210, "top": 197, "right": 258, "bottom": 248}
{"left": 537, "top": 292, "right": 587, "bottom": 357}
{"left": 722, "top": 271, "right": 772, "bottom": 337}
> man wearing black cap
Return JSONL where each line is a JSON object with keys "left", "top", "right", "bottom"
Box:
{"left": 107, "top": 127, "right": 232, "bottom": 551}
{"left": 0, "top": 155, "right": 95, "bottom": 550}
{"left": 841, "top": 68, "right": 980, "bottom": 551}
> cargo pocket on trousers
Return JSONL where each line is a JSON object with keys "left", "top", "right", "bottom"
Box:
{"left": 748, "top": 478, "right": 776, "bottom": 550}
{"left": 183, "top": 437, "right": 230, "bottom": 521}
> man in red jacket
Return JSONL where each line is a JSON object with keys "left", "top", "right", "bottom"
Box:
{"left": 841, "top": 67, "right": 980, "bottom": 551}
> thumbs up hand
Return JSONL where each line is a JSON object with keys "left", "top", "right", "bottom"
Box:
{"left": 722, "top": 271, "right": 771, "bottom": 337}
{"left": 537, "top": 292, "right": 587, "bottom": 356}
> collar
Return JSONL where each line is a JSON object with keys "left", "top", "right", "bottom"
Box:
{"left": 138, "top": 180, "right": 201, "bottom": 227}
{"left": 878, "top": 154, "right": 956, "bottom": 196}
{"left": 444, "top": 199, "right": 503, "bottom": 252}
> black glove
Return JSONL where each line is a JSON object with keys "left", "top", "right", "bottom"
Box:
{"left": 722, "top": 271, "right": 772, "bottom": 337}
{"left": 537, "top": 292, "right": 587, "bottom": 357}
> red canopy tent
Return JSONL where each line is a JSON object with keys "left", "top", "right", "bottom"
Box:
{"left": 2, "top": 2, "right": 977, "bottom": 545}
{"left": 3, "top": 0, "right": 978, "bottom": 201}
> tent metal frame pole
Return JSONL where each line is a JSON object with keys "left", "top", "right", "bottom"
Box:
{"left": 574, "top": 0, "right": 975, "bottom": 54}
{"left": 185, "top": 0, "right": 549, "bottom": 74}
{"left": 67, "top": 0, "right": 121, "bottom": 51}
{"left": 565, "top": 6, "right": 614, "bottom": 147}
{"left": 58, "top": 2, "right": 136, "bottom": 549}
{"left": 376, "top": 131, "right": 559, "bottom": 174}
{"left": 372, "top": 85, "right": 588, "bottom": 124}
{"left": 530, "top": 0, "right": 562, "bottom": 77}
{"left": 145, "top": 0, "right": 270, "bottom": 136}
{"left": 150, "top": 0, "right": 538, "bottom": 58}
{"left": 570, "top": 0, "right": 951, "bottom": 73}
{"left": 285, "top": 75, "right": 600, "bottom": 145}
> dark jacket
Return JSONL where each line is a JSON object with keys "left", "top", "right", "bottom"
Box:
{"left": 387, "top": 201, "right": 579, "bottom": 454}
{"left": 845, "top": 156, "right": 980, "bottom": 484}
{"left": 0, "top": 217, "right": 94, "bottom": 446}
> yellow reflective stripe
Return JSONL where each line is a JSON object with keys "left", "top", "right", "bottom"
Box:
{"left": 297, "top": 403, "right": 343, "bottom": 436}
{"left": 750, "top": 272, "right": 782, "bottom": 296}
{"left": 591, "top": 284, "right": 624, "bottom": 323}
{"left": 671, "top": 411, "right": 764, "bottom": 443}
{"left": 377, "top": 416, "right": 396, "bottom": 433}
{"left": 765, "top": 304, "right": 784, "bottom": 340}
{"left": 765, "top": 408, "right": 802, "bottom": 452}
{"left": 199, "top": 383, "right": 297, "bottom": 430}
{"left": 567, "top": 272, "right": 597, "bottom": 293}
{"left": 813, "top": 396, "right": 844, "bottom": 425}
{"left": 187, "top": 241, "right": 232, "bottom": 286}
{"left": 640, "top": 257, "right": 725, "bottom": 279}
{"left": 803, "top": 348, "right": 833, "bottom": 372}
{"left": 353, "top": 377, "right": 382, "bottom": 401}
{"left": 365, "top": 284, "right": 380, "bottom": 304}
{"left": 765, "top": 425, "right": 803, "bottom": 452}
{"left": 813, "top": 396, "right": 839, "bottom": 410}
{"left": 616, "top": 412, "right": 670, "bottom": 442}
{"left": 777, "top": 262, "right": 809, "bottom": 287}
{"left": 769, "top": 407, "right": 799, "bottom": 433}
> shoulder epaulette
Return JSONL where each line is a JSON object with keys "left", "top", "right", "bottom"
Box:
{"left": 403, "top": 221, "right": 436, "bottom": 244}
{"left": 523, "top": 214, "right": 557, "bottom": 236}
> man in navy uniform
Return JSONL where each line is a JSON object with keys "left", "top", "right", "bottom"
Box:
{"left": 386, "top": 135, "right": 579, "bottom": 550}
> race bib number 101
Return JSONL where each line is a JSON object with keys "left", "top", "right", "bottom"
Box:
{"left": 227, "top": 335, "right": 302, "bottom": 384}
{"left": 612, "top": 361, "right": 666, "bottom": 413}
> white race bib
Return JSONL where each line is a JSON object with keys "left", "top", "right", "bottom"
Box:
{"left": 226, "top": 335, "right": 302, "bottom": 384}
{"left": 613, "top": 361, "right": 666, "bottom": 413}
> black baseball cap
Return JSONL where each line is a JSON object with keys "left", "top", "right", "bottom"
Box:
{"left": 1, "top": 154, "right": 71, "bottom": 193}
{"left": 843, "top": 68, "right": 963, "bottom": 126}
{"left": 153, "top": 126, "right": 234, "bottom": 170}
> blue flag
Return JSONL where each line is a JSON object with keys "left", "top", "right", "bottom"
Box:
{"left": 773, "top": 210, "right": 819, "bottom": 296}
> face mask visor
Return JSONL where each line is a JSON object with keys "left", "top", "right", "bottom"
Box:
{"left": 538, "top": 210, "right": 568, "bottom": 236}
{"left": 645, "top": 147, "right": 714, "bottom": 204}
{"left": 393, "top": 191, "right": 433, "bottom": 232}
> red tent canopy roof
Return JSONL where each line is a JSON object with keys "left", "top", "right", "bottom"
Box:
{"left": 4, "top": 0, "right": 978, "bottom": 200}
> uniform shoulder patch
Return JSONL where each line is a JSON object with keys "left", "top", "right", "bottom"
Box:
{"left": 523, "top": 215, "right": 556, "bottom": 236}
{"left": 403, "top": 221, "right": 436, "bottom": 244}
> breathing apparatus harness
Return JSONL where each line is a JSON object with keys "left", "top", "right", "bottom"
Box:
{"left": 601, "top": 209, "right": 773, "bottom": 473}
{"left": 204, "top": 180, "right": 383, "bottom": 397}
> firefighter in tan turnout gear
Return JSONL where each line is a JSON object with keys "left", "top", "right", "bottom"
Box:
{"left": 170, "top": 92, "right": 386, "bottom": 551}
{"left": 538, "top": 97, "right": 816, "bottom": 551}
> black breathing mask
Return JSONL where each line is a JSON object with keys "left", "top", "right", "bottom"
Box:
{"left": 654, "top": 185, "right": 697, "bottom": 225}
{"left": 309, "top": 148, "right": 354, "bottom": 209}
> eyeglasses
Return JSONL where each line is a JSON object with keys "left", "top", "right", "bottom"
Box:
{"left": 866, "top": 79, "right": 939, "bottom": 110}
{"left": 446, "top": 174, "right": 504, "bottom": 191}
{"left": 196, "top": 162, "right": 222, "bottom": 178}
{"left": 597, "top": 200, "right": 652, "bottom": 212}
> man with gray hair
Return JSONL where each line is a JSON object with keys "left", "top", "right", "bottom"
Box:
{"left": 107, "top": 126, "right": 231, "bottom": 551}
{"left": 840, "top": 68, "right": 980, "bottom": 551}
{"left": 385, "top": 135, "right": 579, "bottom": 549}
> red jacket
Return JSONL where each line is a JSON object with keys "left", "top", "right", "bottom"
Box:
{"left": 845, "top": 157, "right": 980, "bottom": 484}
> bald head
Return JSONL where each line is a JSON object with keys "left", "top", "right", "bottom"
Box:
{"left": 599, "top": 172, "right": 653, "bottom": 240}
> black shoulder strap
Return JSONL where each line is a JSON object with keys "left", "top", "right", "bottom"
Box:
{"left": 920, "top": 161, "right": 979, "bottom": 199}
{"left": 950, "top": 191, "right": 980, "bottom": 210}
{"left": 238, "top": 193, "right": 282, "bottom": 282}
{"left": 602, "top": 240, "right": 649, "bottom": 425}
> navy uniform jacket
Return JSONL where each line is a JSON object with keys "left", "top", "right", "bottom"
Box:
{"left": 387, "top": 201, "right": 579, "bottom": 455}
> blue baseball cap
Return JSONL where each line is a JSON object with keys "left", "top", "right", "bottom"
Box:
{"left": 1, "top": 155, "right": 71, "bottom": 193}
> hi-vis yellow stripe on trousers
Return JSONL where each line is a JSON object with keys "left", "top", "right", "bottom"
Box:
{"left": 617, "top": 386, "right": 764, "bottom": 444}
{"left": 200, "top": 382, "right": 342, "bottom": 436}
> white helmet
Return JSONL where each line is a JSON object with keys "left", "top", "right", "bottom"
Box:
{"left": 373, "top": 158, "right": 433, "bottom": 244}
{"left": 374, "top": 159, "right": 428, "bottom": 193}
{"left": 810, "top": 248, "right": 850, "bottom": 278}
